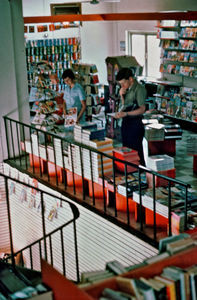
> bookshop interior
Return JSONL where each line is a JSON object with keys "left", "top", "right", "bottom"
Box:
{"left": 1, "top": 0, "right": 197, "bottom": 299}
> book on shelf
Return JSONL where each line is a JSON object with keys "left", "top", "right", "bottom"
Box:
{"left": 160, "top": 20, "right": 179, "bottom": 27}
{"left": 116, "top": 277, "right": 143, "bottom": 299}
{"left": 166, "top": 236, "right": 196, "bottom": 255}
{"left": 140, "top": 277, "right": 166, "bottom": 299}
{"left": 80, "top": 269, "right": 114, "bottom": 284}
{"left": 102, "top": 287, "right": 135, "bottom": 300}
{"left": 158, "top": 233, "right": 190, "bottom": 253}
{"left": 186, "top": 264, "right": 197, "bottom": 300}
{"left": 162, "top": 266, "right": 190, "bottom": 300}
{"left": 154, "top": 275, "right": 177, "bottom": 300}
{"left": 144, "top": 251, "right": 170, "bottom": 265}
{"left": 91, "top": 74, "right": 99, "bottom": 84}
{"left": 106, "top": 260, "right": 127, "bottom": 275}
{"left": 171, "top": 210, "right": 185, "bottom": 235}
{"left": 160, "top": 31, "right": 179, "bottom": 39}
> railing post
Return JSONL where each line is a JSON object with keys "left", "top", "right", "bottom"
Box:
{"left": 152, "top": 175, "right": 157, "bottom": 241}
{"left": 41, "top": 191, "right": 48, "bottom": 261}
{"left": 3, "top": 117, "right": 11, "bottom": 159}
{"left": 89, "top": 149, "right": 95, "bottom": 206}
{"left": 138, "top": 168, "right": 143, "bottom": 232}
{"left": 184, "top": 185, "right": 188, "bottom": 230}
{"left": 4, "top": 177, "right": 15, "bottom": 268}
{"left": 73, "top": 220, "right": 80, "bottom": 283}
{"left": 168, "top": 181, "right": 172, "bottom": 236}
{"left": 124, "top": 164, "right": 130, "bottom": 225}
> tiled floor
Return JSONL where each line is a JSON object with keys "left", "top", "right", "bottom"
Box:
{"left": 174, "top": 130, "right": 197, "bottom": 192}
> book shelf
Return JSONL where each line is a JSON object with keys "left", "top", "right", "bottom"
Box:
{"left": 26, "top": 37, "right": 81, "bottom": 128}
{"left": 141, "top": 76, "right": 197, "bottom": 129}
{"left": 83, "top": 245, "right": 197, "bottom": 299}
{"left": 72, "top": 63, "right": 101, "bottom": 121}
{"left": 41, "top": 244, "right": 197, "bottom": 299}
{"left": 158, "top": 20, "right": 197, "bottom": 78}
{"left": 26, "top": 37, "right": 80, "bottom": 92}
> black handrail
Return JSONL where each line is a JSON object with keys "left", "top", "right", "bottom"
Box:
{"left": 1, "top": 172, "right": 80, "bottom": 282}
{"left": 3, "top": 115, "right": 192, "bottom": 247}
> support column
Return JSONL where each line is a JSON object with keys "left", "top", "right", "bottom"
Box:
{"left": 0, "top": 0, "right": 29, "bottom": 161}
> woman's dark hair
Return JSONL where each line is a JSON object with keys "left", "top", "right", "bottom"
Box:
{"left": 62, "top": 69, "right": 75, "bottom": 80}
{"left": 116, "top": 68, "right": 134, "bottom": 81}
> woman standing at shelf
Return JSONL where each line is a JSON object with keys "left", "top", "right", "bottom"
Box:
{"left": 62, "top": 69, "right": 86, "bottom": 123}
{"left": 114, "top": 68, "right": 146, "bottom": 166}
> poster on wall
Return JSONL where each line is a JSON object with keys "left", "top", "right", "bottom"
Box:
{"left": 120, "top": 41, "right": 125, "bottom": 51}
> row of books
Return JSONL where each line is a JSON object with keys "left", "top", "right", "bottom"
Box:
{"left": 160, "top": 20, "right": 197, "bottom": 28}
{"left": 25, "top": 37, "right": 79, "bottom": 48}
{"left": 72, "top": 63, "right": 98, "bottom": 75}
{"left": 71, "top": 63, "right": 100, "bottom": 120}
{"left": 162, "top": 63, "right": 197, "bottom": 77}
{"left": 81, "top": 234, "right": 197, "bottom": 298}
{"left": 26, "top": 45, "right": 79, "bottom": 57}
{"left": 180, "top": 27, "right": 197, "bottom": 38}
{"left": 159, "top": 28, "right": 197, "bottom": 40}
{"left": 67, "top": 137, "right": 113, "bottom": 182}
{"left": 156, "top": 95, "right": 197, "bottom": 122}
{"left": 159, "top": 30, "right": 179, "bottom": 40}
{"left": 79, "top": 260, "right": 128, "bottom": 287}
{"left": 162, "top": 50, "right": 197, "bottom": 63}
{"left": 26, "top": 37, "right": 81, "bottom": 95}
{"left": 102, "top": 260, "right": 197, "bottom": 299}
{"left": 132, "top": 185, "right": 197, "bottom": 230}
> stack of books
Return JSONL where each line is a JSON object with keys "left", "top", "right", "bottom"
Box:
{"left": 145, "top": 123, "right": 165, "bottom": 141}
{"left": 82, "top": 128, "right": 105, "bottom": 143}
{"left": 79, "top": 260, "right": 127, "bottom": 286}
{"left": 164, "top": 124, "right": 182, "bottom": 139}
{"left": 187, "top": 135, "right": 197, "bottom": 155}
{"left": 73, "top": 122, "right": 97, "bottom": 143}
{"left": 68, "top": 138, "right": 113, "bottom": 182}
{"left": 113, "top": 147, "right": 140, "bottom": 173}
{"left": 132, "top": 186, "right": 186, "bottom": 219}
{"left": 146, "top": 154, "right": 174, "bottom": 171}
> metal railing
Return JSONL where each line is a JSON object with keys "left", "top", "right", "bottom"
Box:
{"left": 1, "top": 171, "right": 80, "bottom": 282}
{"left": 3, "top": 115, "right": 191, "bottom": 247}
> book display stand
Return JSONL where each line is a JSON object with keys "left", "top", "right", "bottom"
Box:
{"left": 72, "top": 63, "right": 101, "bottom": 121}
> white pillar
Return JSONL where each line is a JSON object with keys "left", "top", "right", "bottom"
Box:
{"left": 0, "top": 0, "right": 29, "bottom": 161}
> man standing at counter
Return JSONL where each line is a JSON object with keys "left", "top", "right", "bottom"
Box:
{"left": 62, "top": 69, "right": 86, "bottom": 124}
{"left": 114, "top": 68, "right": 146, "bottom": 166}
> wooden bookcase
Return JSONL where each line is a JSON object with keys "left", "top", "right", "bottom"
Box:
{"left": 83, "top": 245, "right": 197, "bottom": 299}
{"left": 40, "top": 245, "right": 197, "bottom": 299}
